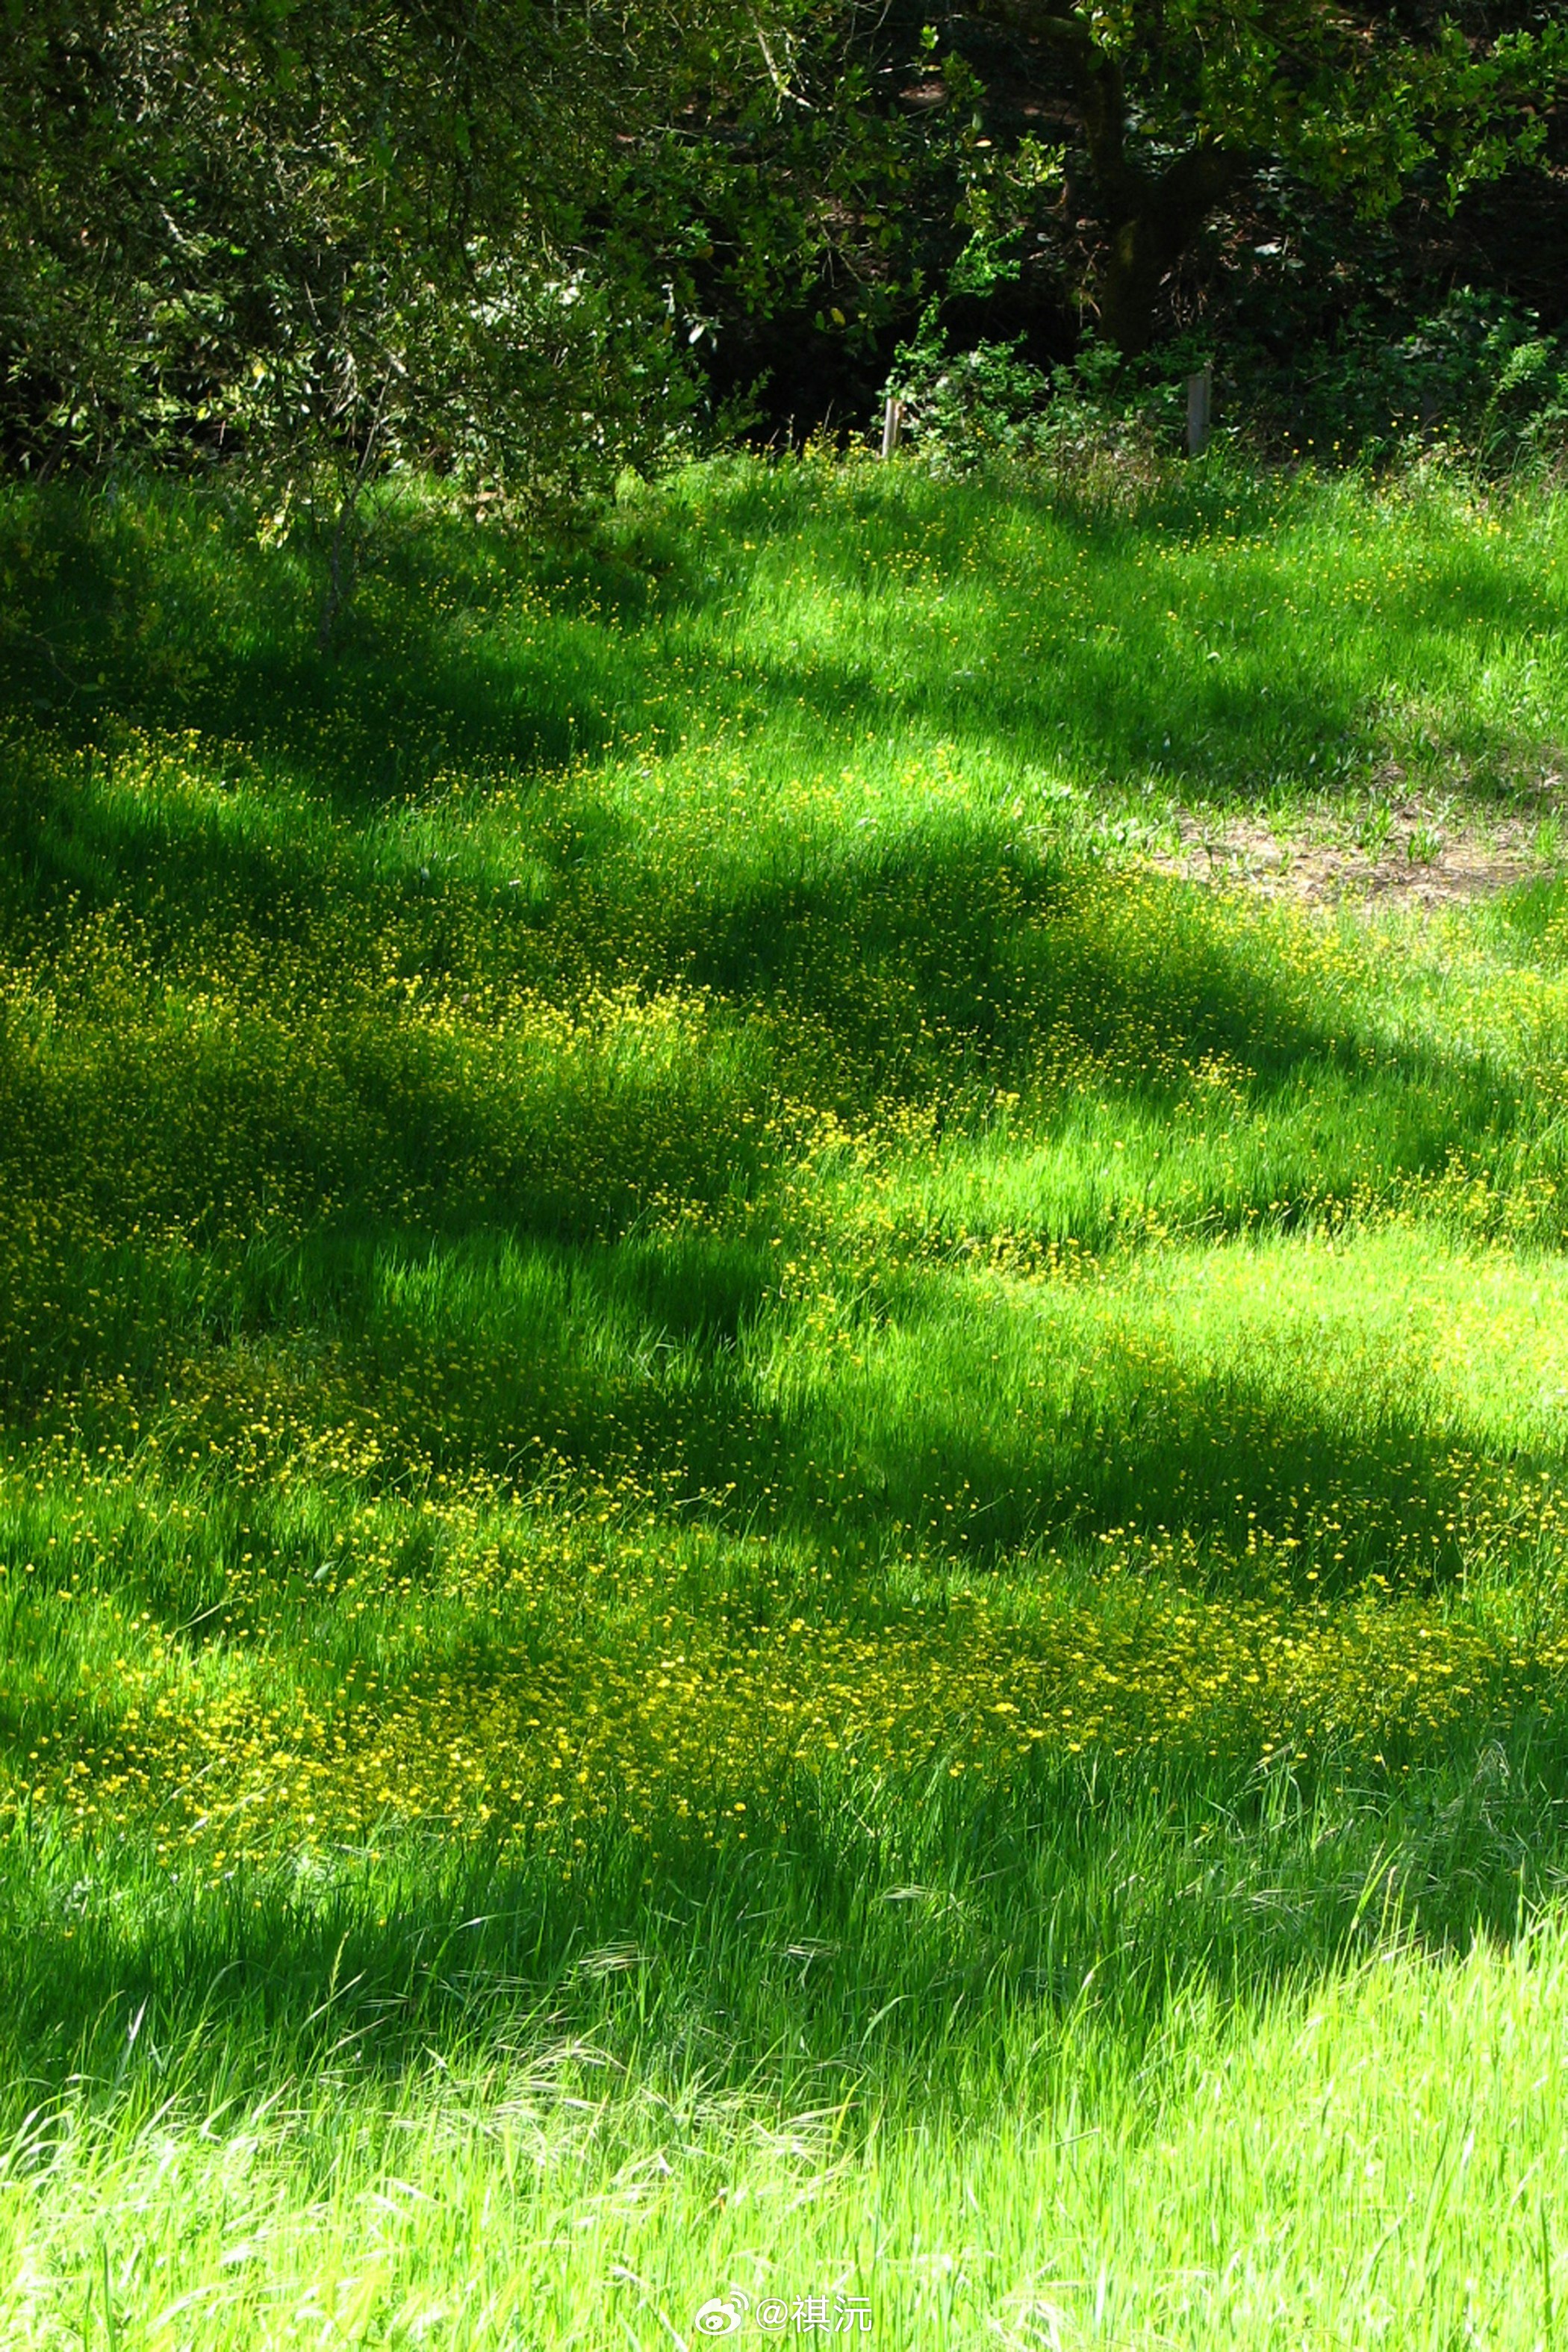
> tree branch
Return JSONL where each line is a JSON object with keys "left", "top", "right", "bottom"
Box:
{"left": 979, "top": 0, "right": 1140, "bottom": 209}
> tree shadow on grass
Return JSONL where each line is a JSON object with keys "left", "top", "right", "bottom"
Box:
{"left": 332, "top": 1227, "right": 1568, "bottom": 1596}
{"left": 3, "top": 467, "right": 1559, "bottom": 837}
{"left": 1, "top": 691, "right": 1543, "bottom": 1141}
{"left": 3, "top": 1207, "right": 1558, "bottom": 1661}
{"left": 4, "top": 1709, "right": 1567, "bottom": 2119}
{"left": 671, "top": 458, "right": 1564, "bottom": 804}
{"left": 0, "top": 482, "right": 694, "bottom": 808}
{"left": 4, "top": 478, "right": 1568, "bottom": 2112}
{"left": 790, "top": 582, "right": 1552, "bottom": 809}
{"left": 1, "top": 768, "right": 1561, "bottom": 1596}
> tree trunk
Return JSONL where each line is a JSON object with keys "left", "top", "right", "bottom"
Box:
{"left": 979, "top": 4, "right": 1242, "bottom": 352}
{"left": 1096, "top": 146, "right": 1241, "bottom": 354}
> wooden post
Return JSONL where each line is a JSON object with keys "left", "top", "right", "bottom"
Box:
{"left": 1186, "top": 362, "right": 1213, "bottom": 458}
{"left": 880, "top": 396, "right": 905, "bottom": 461}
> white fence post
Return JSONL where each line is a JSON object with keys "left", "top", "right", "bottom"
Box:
{"left": 1186, "top": 362, "right": 1213, "bottom": 458}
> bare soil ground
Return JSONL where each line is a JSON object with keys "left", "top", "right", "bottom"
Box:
{"left": 1151, "top": 797, "right": 1555, "bottom": 911}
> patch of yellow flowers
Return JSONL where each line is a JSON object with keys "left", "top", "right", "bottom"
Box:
{"left": 7, "top": 1514, "right": 1566, "bottom": 1873}
{"left": 7, "top": 729, "right": 1568, "bottom": 1881}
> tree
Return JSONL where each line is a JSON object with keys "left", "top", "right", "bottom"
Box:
{"left": 0, "top": 0, "right": 767, "bottom": 585}
{"left": 971, "top": 1, "right": 1568, "bottom": 351}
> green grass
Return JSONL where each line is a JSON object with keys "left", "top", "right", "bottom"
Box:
{"left": 4, "top": 449, "right": 1568, "bottom": 2346}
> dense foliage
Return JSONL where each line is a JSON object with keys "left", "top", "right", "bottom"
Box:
{"left": 4, "top": 1, "right": 1566, "bottom": 482}
{"left": 0, "top": 0, "right": 761, "bottom": 520}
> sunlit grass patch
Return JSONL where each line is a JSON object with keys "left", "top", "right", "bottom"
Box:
{"left": 4, "top": 1911, "right": 1568, "bottom": 2350}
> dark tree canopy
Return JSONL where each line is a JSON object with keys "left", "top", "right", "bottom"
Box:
{"left": 0, "top": 0, "right": 759, "bottom": 487}
{"left": 1, "top": 0, "right": 1564, "bottom": 470}
{"left": 968, "top": 0, "right": 1567, "bottom": 349}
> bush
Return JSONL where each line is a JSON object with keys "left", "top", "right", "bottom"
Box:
{"left": 881, "top": 309, "right": 1198, "bottom": 482}
{"left": 881, "top": 290, "right": 1568, "bottom": 484}
{"left": 1250, "top": 290, "right": 1568, "bottom": 473}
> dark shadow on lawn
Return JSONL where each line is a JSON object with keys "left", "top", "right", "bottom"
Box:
{"left": 0, "top": 484, "right": 699, "bottom": 806}
{"left": 6, "top": 485, "right": 1568, "bottom": 2124}
{"left": 1, "top": 703, "right": 1543, "bottom": 1142}
{"left": 3, "top": 469, "right": 1557, "bottom": 834}
{"left": 4, "top": 1209, "right": 1558, "bottom": 1629}
{"left": 4, "top": 1711, "right": 1567, "bottom": 2118}
{"left": 735, "top": 625, "right": 1552, "bottom": 808}
{"left": 1, "top": 780, "right": 1561, "bottom": 1593}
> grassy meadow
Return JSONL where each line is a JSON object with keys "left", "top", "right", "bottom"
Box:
{"left": 4, "top": 451, "right": 1568, "bottom": 2345}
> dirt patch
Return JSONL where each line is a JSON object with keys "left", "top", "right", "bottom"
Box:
{"left": 1150, "top": 801, "right": 1550, "bottom": 911}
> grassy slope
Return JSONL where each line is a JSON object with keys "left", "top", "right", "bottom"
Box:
{"left": 3, "top": 455, "right": 1568, "bottom": 2345}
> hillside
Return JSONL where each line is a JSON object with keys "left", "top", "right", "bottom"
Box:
{"left": 4, "top": 456, "right": 1568, "bottom": 2345}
